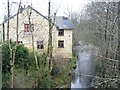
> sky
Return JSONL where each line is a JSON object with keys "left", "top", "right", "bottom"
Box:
{"left": 0, "top": 0, "right": 90, "bottom": 23}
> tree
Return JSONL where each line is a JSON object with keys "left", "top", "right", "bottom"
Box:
{"left": 47, "top": 0, "right": 56, "bottom": 71}
{"left": 2, "top": 41, "right": 29, "bottom": 88}
{"left": 70, "top": 1, "right": 119, "bottom": 88}
{"left": 7, "top": 0, "right": 21, "bottom": 88}
{"left": 7, "top": 0, "right": 10, "bottom": 40}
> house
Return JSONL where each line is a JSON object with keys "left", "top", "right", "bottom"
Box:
{"left": 0, "top": 5, "right": 74, "bottom": 60}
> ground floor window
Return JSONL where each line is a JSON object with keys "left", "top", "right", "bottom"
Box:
{"left": 58, "top": 40, "right": 64, "bottom": 48}
{"left": 15, "top": 41, "right": 23, "bottom": 44}
{"left": 37, "top": 41, "right": 44, "bottom": 49}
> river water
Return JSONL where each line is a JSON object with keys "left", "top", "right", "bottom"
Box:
{"left": 71, "top": 42, "right": 98, "bottom": 89}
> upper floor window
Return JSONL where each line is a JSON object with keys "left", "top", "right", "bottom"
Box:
{"left": 24, "top": 24, "right": 34, "bottom": 32}
{"left": 37, "top": 41, "right": 44, "bottom": 49}
{"left": 58, "top": 29, "right": 64, "bottom": 36}
{"left": 58, "top": 40, "right": 64, "bottom": 48}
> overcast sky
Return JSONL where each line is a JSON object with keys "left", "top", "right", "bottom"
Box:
{"left": 0, "top": 0, "right": 90, "bottom": 23}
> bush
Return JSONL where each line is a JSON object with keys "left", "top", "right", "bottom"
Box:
{"left": 2, "top": 41, "right": 30, "bottom": 88}
{"left": 2, "top": 41, "right": 72, "bottom": 88}
{"left": 15, "top": 45, "right": 29, "bottom": 69}
{"left": 50, "top": 64, "right": 61, "bottom": 76}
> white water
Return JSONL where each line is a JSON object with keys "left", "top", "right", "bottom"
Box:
{"left": 71, "top": 42, "right": 98, "bottom": 89}
{"left": 71, "top": 76, "right": 81, "bottom": 88}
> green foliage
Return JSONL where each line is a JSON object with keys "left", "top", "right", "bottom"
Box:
{"left": 2, "top": 42, "right": 10, "bottom": 74}
{"left": 72, "top": 55, "right": 76, "bottom": 63}
{"left": 51, "top": 60, "right": 72, "bottom": 88}
{"left": 38, "top": 72, "right": 52, "bottom": 88}
{"left": 71, "top": 55, "right": 76, "bottom": 69}
{"left": 51, "top": 64, "right": 61, "bottom": 76}
{"left": 15, "top": 45, "right": 29, "bottom": 69}
{"left": 2, "top": 41, "right": 29, "bottom": 71}
{"left": 2, "top": 41, "right": 30, "bottom": 88}
{"left": 2, "top": 41, "right": 72, "bottom": 88}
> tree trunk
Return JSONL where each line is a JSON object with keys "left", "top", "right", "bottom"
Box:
{"left": 9, "top": 1, "right": 21, "bottom": 88}
{"left": 7, "top": 0, "right": 9, "bottom": 40}
{"left": 10, "top": 48, "right": 13, "bottom": 88}
{"left": 48, "top": 0, "right": 52, "bottom": 70}
{"left": 3, "top": 23, "right": 5, "bottom": 41}
{"left": 0, "top": 38, "right": 2, "bottom": 89}
{"left": 105, "top": 3, "right": 109, "bottom": 58}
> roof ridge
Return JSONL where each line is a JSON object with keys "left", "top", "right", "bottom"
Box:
{"left": 0, "top": 5, "right": 47, "bottom": 25}
{"left": 0, "top": 5, "right": 74, "bottom": 30}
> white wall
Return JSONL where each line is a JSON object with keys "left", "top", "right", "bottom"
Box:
{"left": 1, "top": 7, "right": 73, "bottom": 59}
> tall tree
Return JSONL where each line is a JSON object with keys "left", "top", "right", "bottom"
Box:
{"left": 71, "top": 1, "right": 119, "bottom": 88}
{"left": 9, "top": 0, "right": 21, "bottom": 88}
{"left": 7, "top": 0, "right": 10, "bottom": 40}
{"left": 47, "top": 0, "right": 56, "bottom": 70}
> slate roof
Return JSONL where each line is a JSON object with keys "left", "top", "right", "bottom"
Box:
{"left": 55, "top": 16, "right": 74, "bottom": 30}
{"left": 0, "top": 5, "right": 74, "bottom": 30}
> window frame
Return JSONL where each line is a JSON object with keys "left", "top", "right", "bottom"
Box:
{"left": 37, "top": 41, "right": 44, "bottom": 49}
{"left": 15, "top": 41, "right": 23, "bottom": 44}
{"left": 58, "top": 29, "right": 64, "bottom": 36}
{"left": 24, "top": 23, "right": 34, "bottom": 32}
{"left": 58, "top": 40, "right": 64, "bottom": 48}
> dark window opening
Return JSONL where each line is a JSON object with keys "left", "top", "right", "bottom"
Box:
{"left": 24, "top": 23, "right": 34, "bottom": 32}
{"left": 58, "top": 40, "right": 64, "bottom": 48}
{"left": 63, "top": 17, "right": 68, "bottom": 20}
{"left": 58, "top": 29, "right": 64, "bottom": 36}
{"left": 37, "top": 41, "right": 44, "bottom": 49}
{"left": 18, "top": 41, "right": 23, "bottom": 44}
{"left": 15, "top": 41, "right": 23, "bottom": 44}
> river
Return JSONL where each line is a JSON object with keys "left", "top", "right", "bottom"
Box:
{"left": 71, "top": 41, "right": 98, "bottom": 89}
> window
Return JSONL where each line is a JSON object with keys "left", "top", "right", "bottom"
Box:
{"left": 15, "top": 41, "right": 23, "bottom": 44}
{"left": 24, "top": 24, "right": 34, "bottom": 32}
{"left": 58, "top": 29, "right": 64, "bottom": 36}
{"left": 58, "top": 40, "right": 64, "bottom": 48}
{"left": 63, "top": 17, "right": 68, "bottom": 20}
{"left": 18, "top": 41, "right": 23, "bottom": 44}
{"left": 37, "top": 41, "right": 44, "bottom": 49}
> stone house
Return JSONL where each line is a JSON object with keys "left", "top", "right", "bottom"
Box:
{"left": 0, "top": 5, "right": 74, "bottom": 59}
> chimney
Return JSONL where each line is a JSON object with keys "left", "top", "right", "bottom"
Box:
{"left": 63, "top": 16, "right": 68, "bottom": 20}
{"left": 24, "top": 5, "right": 26, "bottom": 8}
{"left": 19, "top": 6, "right": 24, "bottom": 13}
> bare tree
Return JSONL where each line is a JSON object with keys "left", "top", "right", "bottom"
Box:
{"left": 7, "top": 0, "right": 10, "bottom": 40}
{"left": 71, "top": 1, "right": 119, "bottom": 88}
{"left": 47, "top": 0, "right": 56, "bottom": 70}
{"left": 28, "top": 5, "right": 39, "bottom": 70}
{"left": 9, "top": 0, "right": 21, "bottom": 88}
